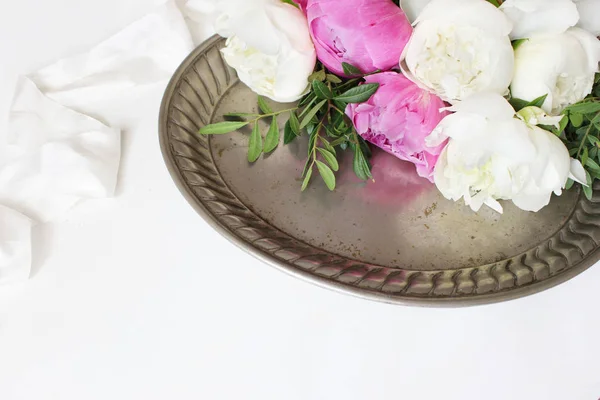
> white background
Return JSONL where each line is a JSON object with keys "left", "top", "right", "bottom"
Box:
{"left": 1, "top": 1, "right": 600, "bottom": 399}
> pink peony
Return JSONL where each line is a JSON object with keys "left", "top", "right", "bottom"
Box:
{"left": 345, "top": 72, "right": 449, "bottom": 182}
{"left": 303, "top": 0, "right": 412, "bottom": 76}
{"left": 293, "top": 0, "right": 307, "bottom": 10}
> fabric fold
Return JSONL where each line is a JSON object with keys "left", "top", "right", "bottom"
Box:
{"left": 0, "top": 0, "right": 197, "bottom": 285}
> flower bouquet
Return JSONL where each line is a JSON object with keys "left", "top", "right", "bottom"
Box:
{"left": 194, "top": 0, "right": 600, "bottom": 214}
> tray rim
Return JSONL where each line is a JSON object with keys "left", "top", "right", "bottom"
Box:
{"left": 159, "top": 35, "right": 600, "bottom": 307}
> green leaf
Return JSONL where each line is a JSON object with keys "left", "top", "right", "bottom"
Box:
{"left": 316, "top": 160, "right": 336, "bottom": 191}
{"left": 329, "top": 137, "right": 347, "bottom": 148}
{"left": 576, "top": 125, "right": 589, "bottom": 139}
{"left": 583, "top": 184, "right": 593, "bottom": 200}
{"left": 585, "top": 157, "right": 600, "bottom": 172}
{"left": 570, "top": 112, "right": 584, "bottom": 128}
{"left": 300, "top": 99, "right": 327, "bottom": 129}
{"left": 264, "top": 116, "right": 280, "bottom": 153}
{"left": 224, "top": 112, "right": 259, "bottom": 118}
{"left": 326, "top": 74, "right": 342, "bottom": 84}
{"left": 486, "top": 0, "right": 500, "bottom": 6}
{"left": 299, "top": 92, "right": 316, "bottom": 107}
{"left": 301, "top": 167, "right": 313, "bottom": 192}
{"left": 582, "top": 146, "right": 589, "bottom": 168}
{"left": 321, "top": 138, "right": 337, "bottom": 155}
{"left": 299, "top": 97, "right": 318, "bottom": 117}
{"left": 284, "top": 120, "right": 297, "bottom": 145}
{"left": 317, "top": 148, "right": 339, "bottom": 171}
{"left": 333, "top": 79, "right": 360, "bottom": 96}
{"left": 312, "top": 80, "right": 333, "bottom": 99}
{"left": 307, "top": 130, "right": 318, "bottom": 156}
{"left": 509, "top": 98, "right": 530, "bottom": 111}
{"left": 358, "top": 135, "right": 372, "bottom": 158}
{"left": 308, "top": 69, "right": 326, "bottom": 83}
{"left": 301, "top": 156, "right": 313, "bottom": 178}
{"left": 584, "top": 170, "right": 593, "bottom": 200}
{"left": 324, "top": 123, "right": 338, "bottom": 138}
{"left": 565, "top": 102, "right": 600, "bottom": 114}
{"left": 280, "top": 0, "right": 299, "bottom": 8}
{"left": 248, "top": 122, "right": 263, "bottom": 162}
{"left": 565, "top": 178, "right": 575, "bottom": 190}
{"left": 257, "top": 96, "right": 272, "bottom": 114}
{"left": 333, "top": 100, "right": 349, "bottom": 113}
{"left": 588, "top": 135, "right": 600, "bottom": 146}
{"left": 528, "top": 94, "right": 548, "bottom": 108}
{"left": 558, "top": 115, "right": 569, "bottom": 133}
{"left": 199, "top": 121, "right": 249, "bottom": 135}
{"left": 288, "top": 111, "right": 300, "bottom": 134}
{"left": 509, "top": 94, "right": 547, "bottom": 111}
{"left": 352, "top": 145, "right": 372, "bottom": 180}
{"left": 335, "top": 83, "right": 379, "bottom": 103}
{"left": 342, "top": 62, "right": 363, "bottom": 76}
{"left": 512, "top": 38, "right": 528, "bottom": 50}
{"left": 590, "top": 169, "right": 600, "bottom": 180}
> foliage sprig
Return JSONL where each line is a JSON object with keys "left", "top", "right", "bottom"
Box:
{"left": 199, "top": 62, "right": 379, "bottom": 191}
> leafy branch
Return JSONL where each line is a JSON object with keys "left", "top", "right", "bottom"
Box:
{"left": 199, "top": 62, "right": 379, "bottom": 191}
{"left": 558, "top": 73, "right": 600, "bottom": 199}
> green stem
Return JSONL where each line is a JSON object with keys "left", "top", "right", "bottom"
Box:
{"left": 251, "top": 107, "right": 298, "bottom": 123}
{"left": 306, "top": 121, "right": 324, "bottom": 172}
{"left": 577, "top": 114, "right": 600, "bottom": 158}
{"left": 331, "top": 104, "right": 346, "bottom": 116}
{"left": 335, "top": 78, "right": 360, "bottom": 92}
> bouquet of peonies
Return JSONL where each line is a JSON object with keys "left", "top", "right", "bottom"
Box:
{"left": 195, "top": 0, "right": 600, "bottom": 214}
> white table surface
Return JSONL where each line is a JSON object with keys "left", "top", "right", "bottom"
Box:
{"left": 1, "top": 1, "right": 600, "bottom": 399}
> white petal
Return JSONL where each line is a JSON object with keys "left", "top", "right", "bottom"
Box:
{"left": 484, "top": 198, "right": 504, "bottom": 214}
{"left": 416, "top": 0, "right": 513, "bottom": 37}
{"left": 401, "top": 0, "right": 432, "bottom": 23}
{"left": 500, "top": 0, "right": 579, "bottom": 40}
{"left": 569, "top": 158, "right": 588, "bottom": 185}
{"left": 185, "top": 0, "right": 217, "bottom": 15}
{"left": 565, "top": 27, "right": 600, "bottom": 73}
{"left": 447, "top": 93, "right": 516, "bottom": 121}
{"left": 425, "top": 124, "right": 448, "bottom": 148}
{"left": 574, "top": 0, "right": 600, "bottom": 36}
{"left": 512, "top": 191, "right": 553, "bottom": 212}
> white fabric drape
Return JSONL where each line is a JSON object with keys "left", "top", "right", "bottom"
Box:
{"left": 1, "top": 0, "right": 213, "bottom": 285}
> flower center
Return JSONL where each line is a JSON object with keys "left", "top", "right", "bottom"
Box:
{"left": 414, "top": 24, "right": 486, "bottom": 100}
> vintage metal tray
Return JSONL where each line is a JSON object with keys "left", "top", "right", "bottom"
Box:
{"left": 159, "top": 36, "right": 600, "bottom": 306}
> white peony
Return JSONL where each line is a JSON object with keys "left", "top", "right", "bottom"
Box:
{"left": 573, "top": 0, "right": 600, "bottom": 36}
{"left": 400, "top": 0, "right": 514, "bottom": 103}
{"left": 403, "top": 0, "right": 600, "bottom": 36}
{"left": 499, "top": 0, "right": 580, "bottom": 40}
{"left": 426, "top": 93, "right": 586, "bottom": 213}
{"left": 187, "top": 0, "right": 316, "bottom": 103}
{"left": 511, "top": 27, "right": 600, "bottom": 115}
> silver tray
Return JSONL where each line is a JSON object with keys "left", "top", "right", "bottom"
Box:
{"left": 159, "top": 35, "right": 600, "bottom": 306}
